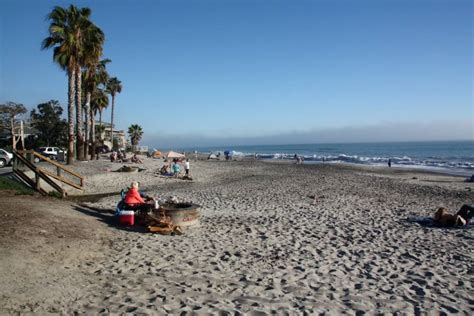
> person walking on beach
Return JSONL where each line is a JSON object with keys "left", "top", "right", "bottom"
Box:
{"left": 388, "top": 158, "right": 392, "bottom": 168}
{"left": 185, "top": 159, "right": 190, "bottom": 176}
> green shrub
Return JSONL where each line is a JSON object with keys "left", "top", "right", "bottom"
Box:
{"left": 0, "top": 176, "right": 35, "bottom": 195}
{"left": 47, "top": 191, "right": 63, "bottom": 199}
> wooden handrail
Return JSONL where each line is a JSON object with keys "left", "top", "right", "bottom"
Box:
{"left": 13, "top": 169, "right": 48, "bottom": 195}
{"left": 13, "top": 151, "right": 66, "bottom": 197}
{"left": 16, "top": 150, "right": 84, "bottom": 186}
{"left": 39, "top": 168, "right": 84, "bottom": 191}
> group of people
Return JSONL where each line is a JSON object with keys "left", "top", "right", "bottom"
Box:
{"left": 159, "top": 158, "right": 190, "bottom": 177}
{"left": 294, "top": 154, "right": 304, "bottom": 164}
{"left": 110, "top": 150, "right": 127, "bottom": 162}
{"left": 110, "top": 150, "right": 143, "bottom": 164}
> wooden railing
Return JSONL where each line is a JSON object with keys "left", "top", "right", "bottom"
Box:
{"left": 12, "top": 150, "right": 84, "bottom": 197}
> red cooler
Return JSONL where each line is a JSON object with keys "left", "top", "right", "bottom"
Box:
{"left": 119, "top": 210, "right": 135, "bottom": 226}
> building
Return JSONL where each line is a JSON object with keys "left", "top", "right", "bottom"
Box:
{"left": 96, "top": 122, "right": 128, "bottom": 150}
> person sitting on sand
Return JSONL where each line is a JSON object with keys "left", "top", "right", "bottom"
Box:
{"left": 159, "top": 165, "right": 168, "bottom": 174}
{"left": 124, "top": 181, "right": 155, "bottom": 213}
{"left": 158, "top": 165, "right": 174, "bottom": 177}
{"left": 110, "top": 151, "right": 117, "bottom": 162}
{"left": 131, "top": 154, "right": 143, "bottom": 164}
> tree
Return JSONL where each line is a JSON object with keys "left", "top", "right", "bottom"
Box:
{"left": 83, "top": 58, "right": 110, "bottom": 159}
{"left": 78, "top": 30, "right": 105, "bottom": 160}
{"left": 30, "top": 100, "right": 68, "bottom": 148}
{"left": 90, "top": 88, "right": 108, "bottom": 146}
{"left": 106, "top": 77, "right": 122, "bottom": 149}
{"left": 42, "top": 5, "right": 104, "bottom": 164}
{"left": 92, "top": 88, "right": 108, "bottom": 126}
{"left": 128, "top": 124, "right": 143, "bottom": 151}
{"left": 0, "top": 101, "right": 27, "bottom": 149}
{"left": 95, "top": 124, "right": 106, "bottom": 141}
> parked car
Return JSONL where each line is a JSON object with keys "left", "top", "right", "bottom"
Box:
{"left": 0, "top": 149, "right": 13, "bottom": 168}
{"left": 37, "top": 147, "right": 66, "bottom": 160}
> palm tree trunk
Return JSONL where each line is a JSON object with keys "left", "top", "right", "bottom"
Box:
{"left": 90, "top": 107, "right": 96, "bottom": 160}
{"left": 67, "top": 67, "right": 76, "bottom": 165}
{"left": 132, "top": 138, "right": 137, "bottom": 152}
{"left": 76, "top": 67, "right": 84, "bottom": 160}
{"left": 84, "top": 92, "right": 91, "bottom": 160}
{"left": 110, "top": 94, "right": 115, "bottom": 150}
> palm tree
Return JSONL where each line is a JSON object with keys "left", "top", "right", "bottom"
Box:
{"left": 90, "top": 88, "right": 108, "bottom": 148}
{"left": 83, "top": 58, "right": 110, "bottom": 159}
{"left": 42, "top": 5, "right": 103, "bottom": 164}
{"left": 97, "top": 93, "right": 108, "bottom": 127}
{"left": 128, "top": 124, "right": 144, "bottom": 152}
{"left": 77, "top": 31, "right": 104, "bottom": 160}
{"left": 106, "top": 77, "right": 122, "bottom": 150}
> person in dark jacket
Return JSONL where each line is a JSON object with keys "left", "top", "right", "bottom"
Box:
{"left": 433, "top": 204, "right": 474, "bottom": 227}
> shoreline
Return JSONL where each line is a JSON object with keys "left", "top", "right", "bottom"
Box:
{"left": 187, "top": 149, "right": 474, "bottom": 177}
{"left": 262, "top": 159, "right": 472, "bottom": 177}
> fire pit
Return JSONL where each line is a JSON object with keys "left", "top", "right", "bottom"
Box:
{"left": 117, "top": 166, "right": 139, "bottom": 173}
{"left": 159, "top": 203, "right": 200, "bottom": 227}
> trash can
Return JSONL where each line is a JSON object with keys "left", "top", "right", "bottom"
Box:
{"left": 58, "top": 151, "right": 65, "bottom": 162}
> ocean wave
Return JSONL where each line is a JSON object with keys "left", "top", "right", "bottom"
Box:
{"left": 196, "top": 146, "right": 474, "bottom": 172}
{"left": 241, "top": 152, "right": 474, "bottom": 170}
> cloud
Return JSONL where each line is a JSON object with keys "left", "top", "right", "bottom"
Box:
{"left": 141, "top": 119, "right": 474, "bottom": 149}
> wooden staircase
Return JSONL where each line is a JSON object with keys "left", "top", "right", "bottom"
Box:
{"left": 12, "top": 150, "right": 84, "bottom": 198}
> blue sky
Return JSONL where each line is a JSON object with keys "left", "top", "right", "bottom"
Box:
{"left": 0, "top": 0, "right": 472, "bottom": 147}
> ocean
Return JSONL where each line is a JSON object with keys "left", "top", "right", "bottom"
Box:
{"left": 180, "top": 141, "right": 474, "bottom": 176}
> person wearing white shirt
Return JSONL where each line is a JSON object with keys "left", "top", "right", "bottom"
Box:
{"left": 185, "top": 159, "right": 190, "bottom": 175}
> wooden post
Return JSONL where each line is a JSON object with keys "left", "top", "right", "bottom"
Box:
{"left": 20, "top": 121, "right": 25, "bottom": 149}
{"left": 35, "top": 173, "right": 40, "bottom": 191}
{"left": 11, "top": 117, "right": 15, "bottom": 150}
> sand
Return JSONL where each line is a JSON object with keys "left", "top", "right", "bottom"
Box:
{"left": 1, "top": 156, "right": 473, "bottom": 314}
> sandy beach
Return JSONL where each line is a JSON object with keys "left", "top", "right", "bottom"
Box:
{"left": 2, "top": 0, "right": 472, "bottom": 314}
{"left": 1, "top": 156, "right": 473, "bottom": 314}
